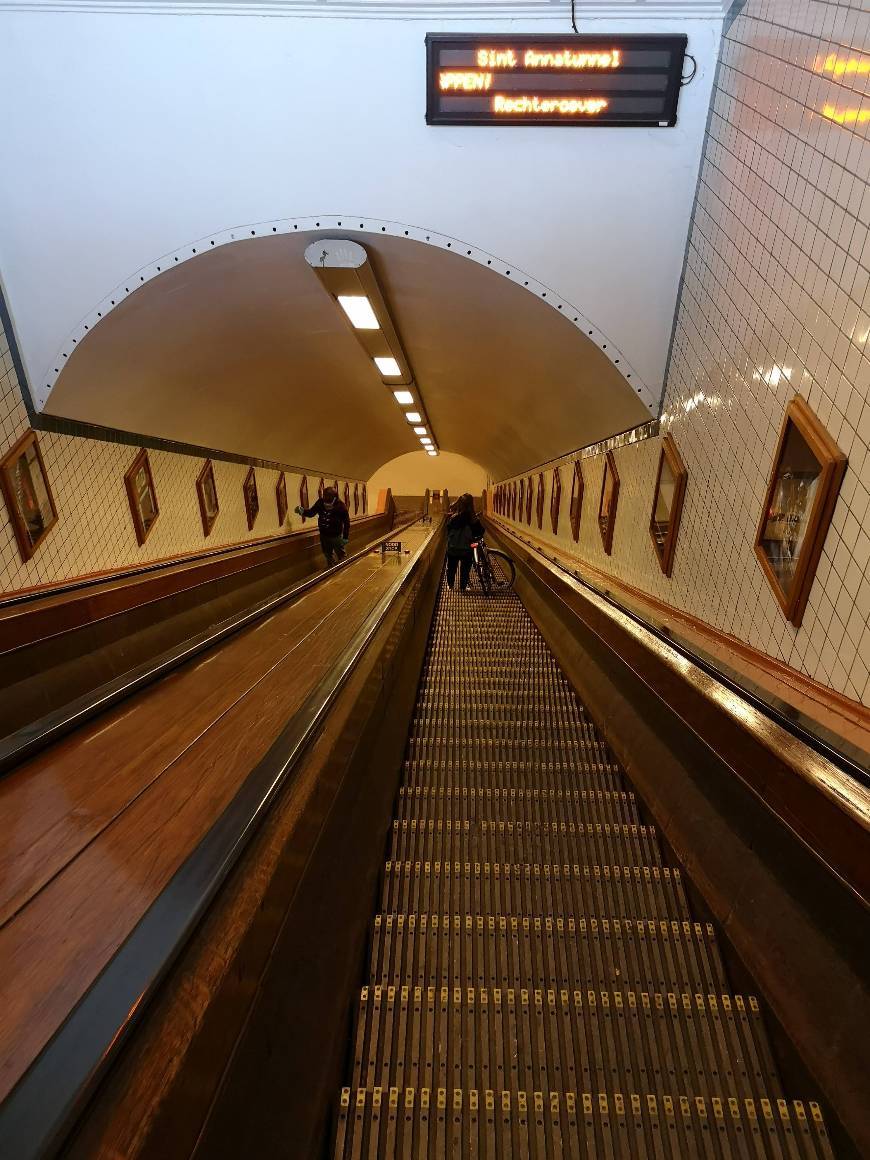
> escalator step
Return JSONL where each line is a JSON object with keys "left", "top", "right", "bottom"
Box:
{"left": 369, "top": 914, "right": 726, "bottom": 993}
{"left": 402, "top": 762, "right": 624, "bottom": 792}
{"left": 350, "top": 987, "right": 781, "bottom": 1101}
{"left": 381, "top": 862, "right": 690, "bottom": 920}
{"left": 396, "top": 787, "right": 641, "bottom": 826}
{"left": 389, "top": 820, "right": 663, "bottom": 866}
{"left": 334, "top": 1088, "right": 834, "bottom": 1160}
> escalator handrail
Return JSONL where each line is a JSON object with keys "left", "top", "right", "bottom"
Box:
{"left": 0, "top": 522, "right": 443, "bottom": 1160}
{"left": 0, "top": 516, "right": 420, "bottom": 776}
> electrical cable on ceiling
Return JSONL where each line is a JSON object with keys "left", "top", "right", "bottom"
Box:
{"left": 570, "top": 0, "right": 580, "bottom": 34}
{"left": 681, "top": 53, "right": 698, "bottom": 86}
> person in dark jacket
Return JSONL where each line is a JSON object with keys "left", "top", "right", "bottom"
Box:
{"left": 295, "top": 486, "right": 350, "bottom": 565}
{"left": 446, "top": 493, "right": 484, "bottom": 592}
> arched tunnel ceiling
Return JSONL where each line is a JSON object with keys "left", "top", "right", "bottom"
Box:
{"left": 44, "top": 232, "right": 650, "bottom": 480}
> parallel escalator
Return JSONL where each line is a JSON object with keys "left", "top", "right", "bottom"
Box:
{"left": 332, "top": 579, "right": 834, "bottom": 1158}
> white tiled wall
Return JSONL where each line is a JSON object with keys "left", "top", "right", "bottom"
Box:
{"left": 498, "top": 0, "right": 870, "bottom": 707}
{"left": 0, "top": 319, "right": 364, "bottom": 596}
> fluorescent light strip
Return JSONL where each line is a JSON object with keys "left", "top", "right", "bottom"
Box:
{"left": 374, "top": 356, "right": 401, "bottom": 376}
{"left": 405, "top": 411, "right": 422, "bottom": 423}
{"left": 394, "top": 390, "right": 415, "bottom": 405}
{"left": 336, "top": 295, "right": 379, "bottom": 330}
{"left": 413, "top": 426, "right": 427, "bottom": 435}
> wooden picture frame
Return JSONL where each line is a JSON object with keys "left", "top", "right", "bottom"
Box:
{"left": 243, "top": 466, "right": 259, "bottom": 531}
{"left": 569, "top": 460, "right": 584, "bottom": 543}
{"left": 124, "top": 449, "right": 159, "bottom": 546}
{"left": 597, "top": 450, "right": 620, "bottom": 555}
{"left": 196, "top": 459, "right": 219, "bottom": 538}
{"left": 649, "top": 434, "right": 688, "bottom": 577}
{"left": 550, "top": 467, "right": 562, "bottom": 535}
{"left": 754, "top": 395, "right": 846, "bottom": 627}
{"left": 525, "top": 476, "right": 533, "bottom": 525}
{"left": 535, "top": 472, "right": 545, "bottom": 530}
{"left": 276, "top": 472, "right": 288, "bottom": 526}
{"left": 0, "top": 430, "right": 58, "bottom": 563}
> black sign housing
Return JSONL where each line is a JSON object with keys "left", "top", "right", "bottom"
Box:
{"left": 426, "top": 34, "right": 688, "bottom": 128}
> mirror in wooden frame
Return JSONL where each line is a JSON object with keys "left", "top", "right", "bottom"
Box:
{"left": 649, "top": 434, "right": 688, "bottom": 577}
{"left": 0, "top": 430, "right": 58, "bottom": 563}
{"left": 597, "top": 450, "right": 620, "bottom": 555}
{"left": 754, "top": 395, "right": 846, "bottom": 627}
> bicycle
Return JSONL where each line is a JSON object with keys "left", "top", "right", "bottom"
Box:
{"left": 471, "top": 536, "right": 516, "bottom": 593}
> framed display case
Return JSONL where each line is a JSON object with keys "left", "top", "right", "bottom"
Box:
{"left": 276, "top": 472, "right": 288, "bottom": 526}
{"left": 535, "top": 472, "right": 545, "bottom": 530}
{"left": 597, "top": 450, "right": 620, "bottom": 555}
{"left": 550, "top": 467, "right": 562, "bottom": 535}
{"left": 649, "top": 434, "right": 688, "bottom": 577}
{"left": 569, "top": 460, "right": 584, "bottom": 543}
{"left": 125, "top": 449, "right": 159, "bottom": 546}
{"left": 0, "top": 430, "right": 58, "bottom": 563}
{"left": 525, "top": 476, "right": 533, "bottom": 524}
{"left": 196, "top": 459, "right": 219, "bottom": 537}
{"left": 243, "top": 467, "right": 259, "bottom": 531}
{"left": 754, "top": 396, "right": 846, "bottom": 627}
{"left": 353, "top": 482, "right": 360, "bottom": 514}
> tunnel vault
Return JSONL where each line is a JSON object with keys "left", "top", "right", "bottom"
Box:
{"left": 39, "top": 217, "right": 652, "bottom": 481}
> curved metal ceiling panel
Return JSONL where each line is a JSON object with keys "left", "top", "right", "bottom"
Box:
{"left": 44, "top": 232, "right": 649, "bottom": 480}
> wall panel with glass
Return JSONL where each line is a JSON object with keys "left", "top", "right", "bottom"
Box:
{"left": 196, "top": 459, "right": 220, "bottom": 537}
{"left": 569, "top": 461, "right": 584, "bottom": 542}
{"left": 598, "top": 451, "right": 620, "bottom": 555}
{"left": 649, "top": 434, "right": 688, "bottom": 577}
{"left": 755, "top": 396, "right": 846, "bottom": 627}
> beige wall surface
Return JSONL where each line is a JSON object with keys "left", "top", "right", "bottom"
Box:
{"left": 0, "top": 315, "right": 364, "bottom": 596}
{"left": 369, "top": 451, "right": 487, "bottom": 502}
{"left": 498, "top": 0, "right": 870, "bottom": 707}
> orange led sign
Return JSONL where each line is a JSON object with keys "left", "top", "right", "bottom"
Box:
{"left": 426, "top": 34, "right": 688, "bottom": 128}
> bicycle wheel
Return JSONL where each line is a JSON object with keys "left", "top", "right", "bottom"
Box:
{"left": 486, "top": 550, "right": 516, "bottom": 589}
{"left": 474, "top": 553, "right": 492, "bottom": 594}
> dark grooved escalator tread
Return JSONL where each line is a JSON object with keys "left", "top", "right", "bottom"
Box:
{"left": 334, "top": 1089, "right": 835, "bottom": 1159}
{"left": 332, "top": 580, "right": 832, "bottom": 1157}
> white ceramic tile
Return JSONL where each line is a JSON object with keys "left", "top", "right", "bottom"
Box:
{"left": 497, "top": 0, "right": 870, "bottom": 707}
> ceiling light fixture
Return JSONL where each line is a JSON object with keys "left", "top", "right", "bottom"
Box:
{"left": 336, "top": 294, "right": 379, "bottom": 330}
{"left": 427, "top": 449, "right": 438, "bottom": 456}
{"left": 413, "top": 426, "right": 427, "bottom": 435}
{"left": 305, "top": 238, "right": 440, "bottom": 453}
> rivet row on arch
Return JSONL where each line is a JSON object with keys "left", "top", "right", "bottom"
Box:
{"left": 38, "top": 215, "right": 655, "bottom": 413}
